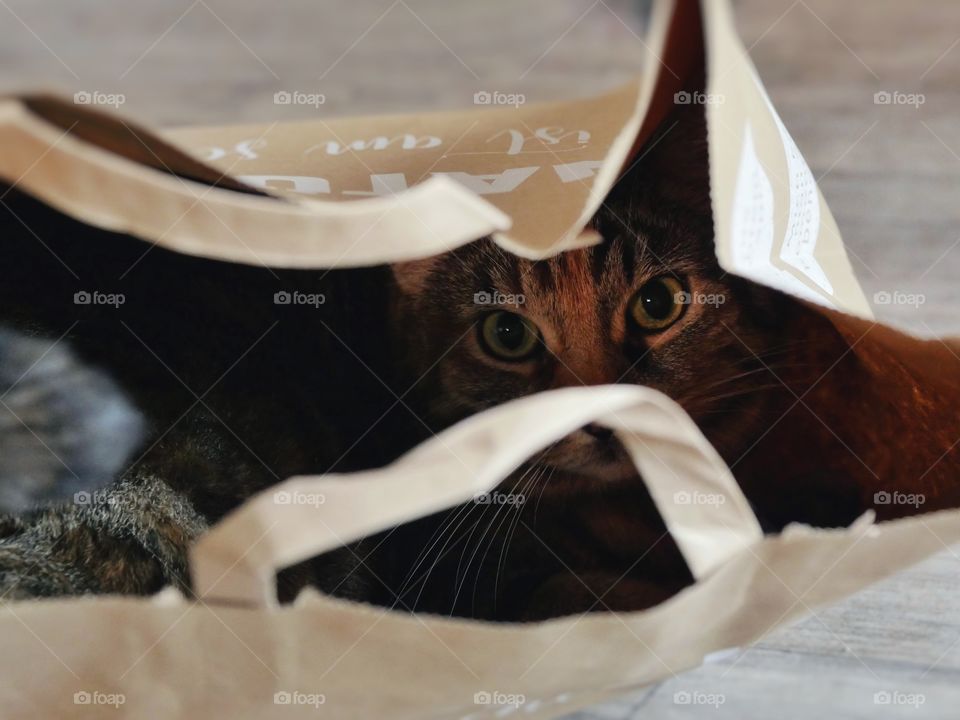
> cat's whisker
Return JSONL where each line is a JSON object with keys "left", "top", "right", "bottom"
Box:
{"left": 457, "top": 449, "right": 555, "bottom": 616}
{"left": 404, "top": 511, "right": 484, "bottom": 611}
{"left": 396, "top": 500, "right": 483, "bottom": 603}
{"left": 453, "top": 493, "right": 513, "bottom": 615}
{"left": 696, "top": 367, "right": 773, "bottom": 391}
{"left": 397, "top": 448, "right": 551, "bottom": 609}
{"left": 468, "top": 465, "right": 543, "bottom": 615}
{"left": 696, "top": 360, "right": 828, "bottom": 398}
{"left": 491, "top": 472, "right": 540, "bottom": 614}
{"left": 402, "top": 448, "right": 547, "bottom": 590}
{"left": 533, "top": 463, "right": 557, "bottom": 521}
{"left": 725, "top": 343, "right": 817, "bottom": 368}
{"left": 398, "top": 501, "right": 474, "bottom": 581}
{"left": 495, "top": 463, "right": 555, "bottom": 610}
{"left": 692, "top": 383, "right": 789, "bottom": 406}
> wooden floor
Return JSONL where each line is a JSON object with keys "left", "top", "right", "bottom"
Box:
{"left": 1, "top": 0, "right": 958, "bottom": 717}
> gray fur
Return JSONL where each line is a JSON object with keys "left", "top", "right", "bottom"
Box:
{"left": 0, "top": 328, "right": 144, "bottom": 513}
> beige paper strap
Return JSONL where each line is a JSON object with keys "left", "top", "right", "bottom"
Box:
{"left": 0, "top": 101, "right": 511, "bottom": 268}
{"left": 190, "top": 385, "right": 762, "bottom": 607}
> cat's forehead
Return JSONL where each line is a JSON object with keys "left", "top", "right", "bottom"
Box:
{"left": 470, "top": 226, "right": 710, "bottom": 296}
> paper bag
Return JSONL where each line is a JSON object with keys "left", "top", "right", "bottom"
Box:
{"left": 0, "top": 0, "right": 957, "bottom": 718}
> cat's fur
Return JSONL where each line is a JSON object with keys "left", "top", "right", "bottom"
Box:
{"left": 0, "top": 100, "right": 956, "bottom": 618}
{"left": 0, "top": 327, "right": 143, "bottom": 512}
{"left": 0, "top": 187, "right": 410, "bottom": 600}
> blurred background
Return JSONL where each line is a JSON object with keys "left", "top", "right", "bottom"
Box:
{"left": 1, "top": 1, "right": 959, "bottom": 718}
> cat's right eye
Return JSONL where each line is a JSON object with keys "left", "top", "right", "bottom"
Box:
{"left": 479, "top": 311, "right": 542, "bottom": 362}
{"left": 628, "top": 276, "right": 686, "bottom": 332}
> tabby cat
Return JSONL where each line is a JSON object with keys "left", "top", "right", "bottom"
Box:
{"left": 0, "top": 99, "right": 956, "bottom": 619}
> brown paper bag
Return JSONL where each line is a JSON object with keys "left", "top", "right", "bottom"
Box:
{"left": 0, "top": 0, "right": 957, "bottom": 718}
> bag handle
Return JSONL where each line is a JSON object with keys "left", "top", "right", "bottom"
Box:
{"left": 0, "top": 99, "right": 511, "bottom": 268}
{"left": 190, "top": 385, "right": 762, "bottom": 608}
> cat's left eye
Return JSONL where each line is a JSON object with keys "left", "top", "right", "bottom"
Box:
{"left": 479, "top": 311, "right": 542, "bottom": 362}
{"left": 629, "top": 276, "right": 686, "bottom": 332}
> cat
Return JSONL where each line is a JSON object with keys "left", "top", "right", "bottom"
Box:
{"left": 0, "top": 327, "right": 144, "bottom": 512}
{"left": 0, "top": 185, "right": 410, "bottom": 599}
{"left": 364, "top": 100, "right": 960, "bottom": 620}
{"left": 0, "top": 98, "right": 956, "bottom": 619}
{"left": 368, "top": 101, "right": 806, "bottom": 620}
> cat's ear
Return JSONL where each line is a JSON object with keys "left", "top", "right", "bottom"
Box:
{"left": 390, "top": 255, "right": 443, "bottom": 297}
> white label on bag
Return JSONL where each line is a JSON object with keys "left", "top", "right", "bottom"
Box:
{"left": 730, "top": 125, "right": 775, "bottom": 271}
{"left": 306, "top": 134, "right": 443, "bottom": 155}
{"left": 730, "top": 125, "right": 831, "bottom": 307}
{"left": 435, "top": 167, "right": 539, "bottom": 195}
{"left": 203, "top": 139, "right": 265, "bottom": 161}
{"left": 765, "top": 96, "right": 834, "bottom": 295}
{"left": 553, "top": 160, "right": 604, "bottom": 183}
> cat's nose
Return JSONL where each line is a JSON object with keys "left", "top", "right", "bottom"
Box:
{"left": 550, "top": 351, "right": 622, "bottom": 389}
{"left": 582, "top": 423, "right": 614, "bottom": 442}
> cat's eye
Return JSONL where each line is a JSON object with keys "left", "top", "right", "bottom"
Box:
{"left": 629, "top": 276, "right": 686, "bottom": 332}
{"left": 479, "top": 311, "right": 542, "bottom": 361}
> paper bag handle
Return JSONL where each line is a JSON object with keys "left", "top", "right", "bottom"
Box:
{"left": 0, "top": 98, "right": 511, "bottom": 268}
{"left": 190, "top": 385, "right": 762, "bottom": 607}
